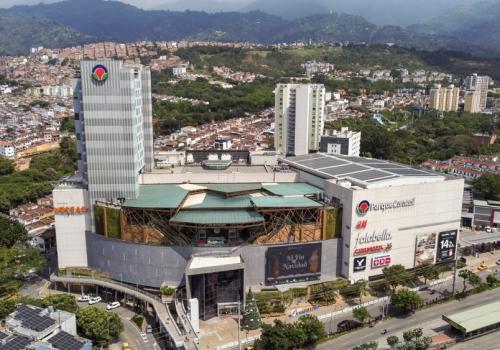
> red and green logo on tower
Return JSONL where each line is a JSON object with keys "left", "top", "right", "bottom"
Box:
{"left": 356, "top": 200, "right": 370, "bottom": 216}
{"left": 92, "top": 64, "right": 108, "bottom": 82}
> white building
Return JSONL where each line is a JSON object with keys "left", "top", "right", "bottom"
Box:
{"left": 0, "top": 142, "right": 15, "bottom": 158}
{"left": 74, "top": 60, "right": 154, "bottom": 201}
{"left": 274, "top": 83, "right": 325, "bottom": 156}
{"left": 172, "top": 65, "right": 187, "bottom": 77}
{"left": 320, "top": 127, "right": 361, "bottom": 157}
{"left": 465, "top": 90, "right": 482, "bottom": 113}
{"left": 465, "top": 74, "right": 491, "bottom": 111}
{"left": 283, "top": 153, "right": 463, "bottom": 282}
{"left": 429, "top": 84, "right": 460, "bottom": 112}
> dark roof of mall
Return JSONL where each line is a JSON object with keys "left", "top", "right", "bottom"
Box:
{"left": 282, "top": 153, "right": 443, "bottom": 185}
{"left": 170, "top": 210, "right": 265, "bottom": 225}
{"left": 121, "top": 183, "right": 323, "bottom": 225}
{"left": 122, "top": 183, "right": 322, "bottom": 209}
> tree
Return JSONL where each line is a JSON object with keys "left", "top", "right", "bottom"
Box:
{"left": 390, "top": 289, "right": 423, "bottom": 314}
{"left": 297, "top": 315, "right": 326, "bottom": 348}
{"left": 242, "top": 289, "right": 262, "bottom": 331}
{"left": 254, "top": 320, "right": 306, "bottom": 350}
{"left": 383, "top": 265, "right": 411, "bottom": 292}
{"left": 0, "top": 216, "right": 28, "bottom": 248}
{"left": 486, "top": 273, "right": 498, "bottom": 286}
{"left": 42, "top": 294, "right": 78, "bottom": 313}
{"left": 399, "top": 328, "right": 431, "bottom": 350}
{"left": 416, "top": 264, "right": 440, "bottom": 285}
{"left": 473, "top": 173, "right": 500, "bottom": 200}
{"left": 468, "top": 272, "right": 481, "bottom": 289}
{"left": 352, "top": 306, "right": 371, "bottom": 324}
{"left": 0, "top": 247, "right": 45, "bottom": 297}
{"left": 0, "top": 299, "right": 16, "bottom": 320}
{"left": 459, "top": 269, "right": 472, "bottom": 293}
{"left": 353, "top": 279, "right": 368, "bottom": 303}
{"left": 0, "top": 156, "right": 15, "bottom": 176}
{"left": 352, "top": 341, "right": 378, "bottom": 350}
{"left": 387, "top": 335, "right": 399, "bottom": 348}
{"left": 76, "top": 306, "right": 123, "bottom": 345}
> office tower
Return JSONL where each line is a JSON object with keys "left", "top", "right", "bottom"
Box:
{"left": 464, "top": 90, "right": 482, "bottom": 113}
{"left": 74, "top": 60, "right": 154, "bottom": 201}
{"left": 320, "top": 127, "right": 361, "bottom": 157}
{"left": 465, "top": 74, "right": 491, "bottom": 111}
{"left": 274, "top": 83, "right": 325, "bottom": 156}
{"left": 429, "top": 84, "right": 460, "bottom": 112}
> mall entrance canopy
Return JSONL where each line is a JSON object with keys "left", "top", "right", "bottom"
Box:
{"left": 185, "top": 256, "right": 245, "bottom": 320}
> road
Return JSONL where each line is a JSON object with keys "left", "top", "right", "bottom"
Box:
{"left": 317, "top": 287, "right": 500, "bottom": 349}
{"left": 81, "top": 301, "right": 157, "bottom": 350}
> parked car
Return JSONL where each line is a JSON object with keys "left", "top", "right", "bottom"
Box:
{"left": 485, "top": 226, "right": 493, "bottom": 233}
{"left": 496, "top": 259, "right": 500, "bottom": 265}
{"left": 146, "top": 325, "right": 152, "bottom": 333}
{"left": 478, "top": 263, "right": 488, "bottom": 271}
{"left": 88, "top": 296, "right": 102, "bottom": 305}
{"left": 106, "top": 301, "right": 121, "bottom": 310}
{"left": 336, "top": 319, "right": 361, "bottom": 332}
{"left": 78, "top": 295, "right": 90, "bottom": 302}
{"left": 122, "top": 343, "right": 130, "bottom": 350}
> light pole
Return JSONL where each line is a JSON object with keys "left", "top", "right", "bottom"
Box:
{"left": 237, "top": 302, "right": 241, "bottom": 350}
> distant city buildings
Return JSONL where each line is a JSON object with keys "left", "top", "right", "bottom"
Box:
{"left": 429, "top": 84, "right": 460, "bottom": 112}
{"left": 422, "top": 155, "right": 500, "bottom": 181}
{"left": 301, "top": 60, "right": 334, "bottom": 77}
{"left": 464, "top": 73, "right": 491, "bottom": 112}
{"left": 274, "top": 83, "right": 325, "bottom": 156}
{"left": 320, "top": 127, "right": 361, "bottom": 157}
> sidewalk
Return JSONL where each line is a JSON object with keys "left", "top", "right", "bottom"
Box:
{"left": 207, "top": 249, "right": 500, "bottom": 350}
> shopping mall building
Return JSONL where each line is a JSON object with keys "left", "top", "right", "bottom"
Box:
{"left": 54, "top": 60, "right": 464, "bottom": 321}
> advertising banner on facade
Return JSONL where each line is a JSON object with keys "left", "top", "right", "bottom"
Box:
{"left": 436, "top": 230, "right": 457, "bottom": 263}
{"left": 265, "top": 243, "right": 322, "bottom": 283}
{"left": 414, "top": 232, "right": 437, "bottom": 266}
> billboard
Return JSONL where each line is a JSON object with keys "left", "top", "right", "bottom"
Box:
{"left": 436, "top": 230, "right": 457, "bottom": 263}
{"left": 266, "top": 243, "right": 321, "bottom": 283}
{"left": 414, "top": 232, "right": 437, "bottom": 267}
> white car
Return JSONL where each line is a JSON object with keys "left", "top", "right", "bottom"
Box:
{"left": 78, "top": 295, "right": 90, "bottom": 302}
{"left": 88, "top": 296, "right": 102, "bottom": 305}
{"left": 106, "top": 301, "right": 121, "bottom": 310}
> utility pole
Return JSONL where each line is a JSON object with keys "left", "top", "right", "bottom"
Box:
{"left": 237, "top": 302, "right": 241, "bottom": 350}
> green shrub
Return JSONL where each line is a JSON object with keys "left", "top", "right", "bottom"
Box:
{"left": 131, "top": 315, "right": 144, "bottom": 329}
{"left": 161, "top": 286, "right": 174, "bottom": 296}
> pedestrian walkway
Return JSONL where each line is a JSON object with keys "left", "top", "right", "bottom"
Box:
{"left": 50, "top": 274, "right": 199, "bottom": 350}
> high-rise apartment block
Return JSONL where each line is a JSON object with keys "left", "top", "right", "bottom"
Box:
{"left": 320, "top": 127, "right": 361, "bottom": 157}
{"left": 429, "top": 84, "right": 460, "bottom": 112}
{"left": 74, "top": 60, "right": 154, "bottom": 201}
{"left": 464, "top": 90, "right": 482, "bottom": 113}
{"left": 274, "top": 83, "right": 325, "bottom": 156}
{"left": 464, "top": 74, "right": 491, "bottom": 111}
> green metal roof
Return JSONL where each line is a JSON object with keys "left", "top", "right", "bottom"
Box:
{"left": 170, "top": 210, "right": 264, "bottom": 225}
{"left": 442, "top": 300, "right": 500, "bottom": 333}
{"left": 186, "top": 193, "right": 253, "bottom": 209}
{"left": 251, "top": 196, "right": 322, "bottom": 208}
{"left": 202, "top": 183, "right": 263, "bottom": 194}
{"left": 262, "top": 183, "right": 323, "bottom": 196}
{"left": 122, "top": 185, "right": 188, "bottom": 209}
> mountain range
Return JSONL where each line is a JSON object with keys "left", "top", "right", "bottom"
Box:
{"left": 0, "top": 0, "right": 499, "bottom": 57}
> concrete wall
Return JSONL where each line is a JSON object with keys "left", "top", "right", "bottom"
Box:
{"left": 86, "top": 232, "right": 341, "bottom": 289}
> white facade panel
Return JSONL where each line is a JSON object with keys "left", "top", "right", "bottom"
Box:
{"left": 54, "top": 187, "right": 91, "bottom": 268}
{"left": 325, "top": 178, "right": 464, "bottom": 281}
